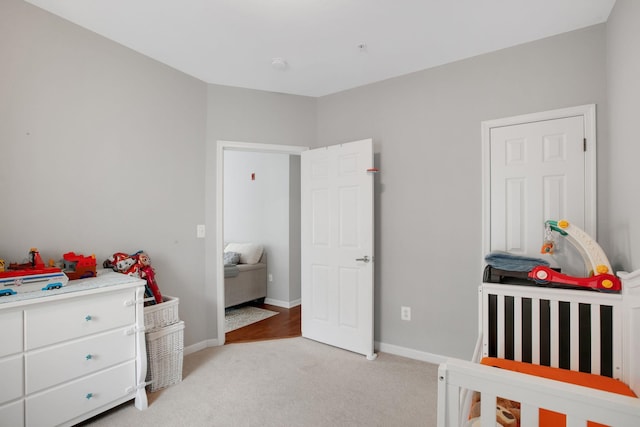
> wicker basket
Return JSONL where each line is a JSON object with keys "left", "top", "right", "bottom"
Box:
{"left": 145, "top": 320, "right": 184, "bottom": 392}
{"left": 144, "top": 295, "right": 179, "bottom": 332}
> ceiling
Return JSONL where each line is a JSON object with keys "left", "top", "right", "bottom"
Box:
{"left": 24, "top": 0, "right": 616, "bottom": 97}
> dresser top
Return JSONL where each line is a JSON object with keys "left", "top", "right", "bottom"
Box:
{"left": 0, "top": 269, "right": 145, "bottom": 308}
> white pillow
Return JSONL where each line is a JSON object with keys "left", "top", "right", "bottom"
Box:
{"left": 224, "top": 243, "right": 264, "bottom": 265}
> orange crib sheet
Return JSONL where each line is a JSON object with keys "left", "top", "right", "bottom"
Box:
{"left": 480, "top": 357, "right": 637, "bottom": 427}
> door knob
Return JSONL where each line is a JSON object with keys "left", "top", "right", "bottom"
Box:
{"left": 356, "top": 256, "right": 370, "bottom": 263}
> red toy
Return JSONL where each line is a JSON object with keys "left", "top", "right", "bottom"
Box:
{"left": 1, "top": 249, "right": 68, "bottom": 296}
{"left": 62, "top": 252, "right": 97, "bottom": 280}
{"left": 141, "top": 265, "right": 162, "bottom": 304}
{"left": 528, "top": 265, "right": 622, "bottom": 293}
{"left": 533, "top": 220, "right": 623, "bottom": 293}
{"left": 105, "top": 252, "right": 141, "bottom": 276}
{"left": 9, "top": 247, "right": 45, "bottom": 270}
{"left": 104, "top": 250, "right": 164, "bottom": 304}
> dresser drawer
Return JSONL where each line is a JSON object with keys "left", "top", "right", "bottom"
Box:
{"left": 26, "top": 328, "right": 136, "bottom": 394}
{"left": 26, "top": 360, "right": 136, "bottom": 427}
{"left": 0, "top": 310, "right": 23, "bottom": 357}
{"left": 0, "top": 355, "right": 23, "bottom": 404}
{"left": 25, "top": 289, "right": 136, "bottom": 350}
{"left": 0, "top": 400, "right": 24, "bottom": 427}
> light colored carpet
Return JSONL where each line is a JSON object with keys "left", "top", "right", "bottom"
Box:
{"left": 81, "top": 337, "right": 439, "bottom": 427}
{"left": 224, "top": 306, "right": 279, "bottom": 333}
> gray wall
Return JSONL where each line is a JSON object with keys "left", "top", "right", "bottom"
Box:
{"left": 316, "top": 25, "right": 608, "bottom": 358}
{"left": 0, "top": 0, "right": 208, "bottom": 347}
{"left": 289, "top": 155, "right": 302, "bottom": 303}
{"left": 4, "top": 0, "right": 635, "bottom": 361}
{"left": 604, "top": 0, "right": 640, "bottom": 273}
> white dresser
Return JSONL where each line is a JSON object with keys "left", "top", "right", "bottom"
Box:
{"left": 0, "top": 271, "right": 148, "bottom": 427}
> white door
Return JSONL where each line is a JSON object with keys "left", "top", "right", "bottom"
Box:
{"left": 488, "top": 113, "right": 591, "bottom": 275}
{"left": 301, "top": 139, "right": 375, "bottom": 359}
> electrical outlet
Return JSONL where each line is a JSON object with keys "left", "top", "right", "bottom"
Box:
{"left": 268, "top": 274, "right": 273, "bottom": 282}
{"left": 401, "top": 306, "right": 411, "bottom": 321}
{"left": 196, "top": 224, "right": 206, "bottom": 238}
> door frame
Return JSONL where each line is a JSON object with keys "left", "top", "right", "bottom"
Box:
{"left": 215, "top": 141, "right": 308, "bottom": 344}
{"left": 481, "top": 104, "right": 597, "bottom": 260}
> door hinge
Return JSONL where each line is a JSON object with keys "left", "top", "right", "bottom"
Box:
{"left": 583, "top": 138, "right": 587, "bottom": 152}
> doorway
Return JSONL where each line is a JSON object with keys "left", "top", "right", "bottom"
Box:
{"left": 215, "top": 141, "right": 307, "bottom": 344}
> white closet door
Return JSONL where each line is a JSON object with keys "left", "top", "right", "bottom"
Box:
{"left": 489, "top": 115, "right": 586, "bottom": 264}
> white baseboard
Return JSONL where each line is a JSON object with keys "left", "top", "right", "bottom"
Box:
{"left": 184, "top": 338, "right": 446, "bottom": 366}
{"left": 375, "top": 341, "right": 447, "bottom": 365}
{"left": 264, "top": 298, "right": 301, "bottom": 308}
{"left": 184, "top": 339, "right": 219, "bottom": 356}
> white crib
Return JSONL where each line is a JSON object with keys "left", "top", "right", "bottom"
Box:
{"left": 437, "top": 269, "right": 640, "bottom": 427}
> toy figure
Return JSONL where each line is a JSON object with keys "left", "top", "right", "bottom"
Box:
{"left": 137, "top": 252, "right": 151, "bottom": 267}
{"left": 141, "top": 265, "right": 163, "bottom": 304}
{"left": 9, "top": 248, "right": 45, "bottom": 270}
{"left": 116, "top": 257, "right": 137, "bottom": 274}
{"left": 540, "top": 222, "right": 555, "bottom": 254}
{"left": 103, "top": 250, "right": 164, "bottom": 304}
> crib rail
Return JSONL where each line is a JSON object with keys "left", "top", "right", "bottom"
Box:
{"left": 481, "top": 283, "right": 623, "bottom": 379}
{"left": 437, "top": 358, "right": 640, "bottom": 427}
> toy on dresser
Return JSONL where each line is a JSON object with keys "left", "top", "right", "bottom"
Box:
{"left": 61, "top": 251, "right": 97, "bottom": 280}
{"left": 104, "top": 250, "right": 163, "bottom": 304}
{"left": 0, "top": 248, "right": 69, "bottom": 296}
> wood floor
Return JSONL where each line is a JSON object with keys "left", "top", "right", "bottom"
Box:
{"left": 225, "top": 303, "right": 301, "bottom": 344}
